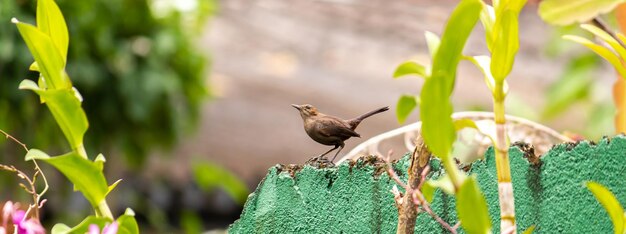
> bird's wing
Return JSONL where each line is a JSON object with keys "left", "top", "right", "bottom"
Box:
{"left": 315, "top": 118, "right": 361, "bottom": 138}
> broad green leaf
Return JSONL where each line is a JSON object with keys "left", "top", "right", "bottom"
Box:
{"left": 522, "top": 225, "right": 536, "bottom": 234}
{"left": 19, "top": 85, "right": 87, "bottom": 150}
{"left": 51, "top": 216, "right": 109, "bottom": 234}
{"left": 393, "top": 61, "right": 427, "bottom": 79}
{"left": 580, "top": 24, "right": 626, "bottom": 60}
{"left": 424, "top": 31, "right": 441, "bottom": 58}
{"left": 586, "top": 181, "right": 625, "bottom": 234}
{"left": 491, "top": 9, "right": 520, "bottom": 81}
{"left": 564, "top": 35, "right": 626, "bottom": 78}
{"left": 539, "top": 0, "right": 626, "bottom": 26}
{"left": 457, "top": 176, "right": 492, "bottom": 234}
{"left": 31, "top": 151, "right": 108, "bottom": 207}
{"left": 117, "top": 208, "right": 140, "bottom": 234}
{"left": 421, "top": 0, "right": 482, "bottom": 159}
{"left": 193, "top": 161, "right": 250, "bottom": 205}
{"left": 37, "top": 0, "right": 69, "bottom": 63}
{"left": 480, "top": 3, "right": 495, "bottom": 52}
{"left": 13, "top": 20, "right": 69, "bottom": 89}
{"left": 396, "top": 95, "right": 419, "bottom": 124}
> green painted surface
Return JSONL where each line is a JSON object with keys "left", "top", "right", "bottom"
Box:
{"left": 229, "top": 136, "right": 626, "bottom": 233}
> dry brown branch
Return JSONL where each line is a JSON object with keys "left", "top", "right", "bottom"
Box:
{"left": 0, "top": 129, "right": 49, "bottom": 219}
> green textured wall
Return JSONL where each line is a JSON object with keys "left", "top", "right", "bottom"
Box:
{"left": 229, "top": 136, "right": 626, "bottom": 233}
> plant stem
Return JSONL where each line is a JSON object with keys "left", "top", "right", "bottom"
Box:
{"left": 493, "top": 81, "right": 516, "bottom": 233}
{"left": 96, "top": 199, "right": 114, "bottom": 219}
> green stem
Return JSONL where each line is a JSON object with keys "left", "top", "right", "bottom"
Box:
{"left": 76, "top": 144, "right": 88, "bottom": 159}
{"left": 493, "top": 81, "right": 516, "bottom": 232}
{"left": 96, "top": 199, "right": 114, "bottom": 219}
{"left": 442, "top": 154, "right": 463, "bottom": 190}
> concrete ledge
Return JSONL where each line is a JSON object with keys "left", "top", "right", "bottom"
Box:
{"left": 229, "top": 136, "right": 626, "bottom": 233}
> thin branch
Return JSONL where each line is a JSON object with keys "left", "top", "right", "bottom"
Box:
{"left": 0, "top": 129, "right": 28, "bottom": 152}
{"left": 412, "top": 190, "right": 458, "bottom": 234}
{"left": 0, "top": 129, "right": 48, "bottom": 219}
{"left": 381, "top": 151, "right": 458, "bottom": 234}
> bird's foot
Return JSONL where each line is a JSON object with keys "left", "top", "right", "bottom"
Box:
{"left": 305, "top": 156, "right": 335, "bottom": 167}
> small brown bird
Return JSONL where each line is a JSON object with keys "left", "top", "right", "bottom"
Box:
{"left": 292, "top": 104, "right": 389, "bottom": 163}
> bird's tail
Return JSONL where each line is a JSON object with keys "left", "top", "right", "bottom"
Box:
{"left": 349, "top": 106, "right": 389, "bottom": 129}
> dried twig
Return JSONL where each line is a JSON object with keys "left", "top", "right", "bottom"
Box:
{"left": 382, "top": 149, "right": 458, "bottom": 234}
{"left": 0, "top": 129, "right": 49, "bottom": 219}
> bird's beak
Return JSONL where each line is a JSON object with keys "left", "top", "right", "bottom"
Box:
{"left": 291, "top": 104, "right": 302, "bottom": 110}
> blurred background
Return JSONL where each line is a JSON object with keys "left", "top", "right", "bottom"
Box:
{"left": 0, "top": 0, "right": 618, "bottom": 233}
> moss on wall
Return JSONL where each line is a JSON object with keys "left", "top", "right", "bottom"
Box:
{"left": 229, "top": 136, "right": 626, "bottom": 233}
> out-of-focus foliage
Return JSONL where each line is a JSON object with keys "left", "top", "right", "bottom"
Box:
{"left": 539, "top": 0, "right": 626, "bottom": 25}
{"left": 192, "top": 161, "right": 249, "bottom": 205}
{"left": 0, "top": 0, "right": 214, "bottom": 166}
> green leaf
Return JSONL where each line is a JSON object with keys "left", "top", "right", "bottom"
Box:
{"left": 457, "top": 176, "right": 492, "bottom": 234}
{"left": 424, "top": 31, "right": 441, "bottom": 58}
{"left": 95, "top": 153, "right": 106, "bottom": 171}
{"left": 18, "top": 86, "right": 88, "bottom": 150}
{"left": 396, "top": 95, "right": 419, "bottom": 124}
{"left": 463, "top": 55, "right": 509, "bottom": 95}
{"left": 427, "top": 174, "right": 455, "bottom": 195}
{"left": 420, "top": 0, "right": 482, "bottom": 159}
{"left": 393, "top": 61, "right": 428, "bottom": 79}
{"left": 480, "top": 3, "right": 495, "bottom": 52}
{"left": 24, "top": 148, "right": 50, "bottom": 161}
{"left": 117, "top": 208, "right": 140, "bottom": 234}
{"left": 586, "top": 181, "right": 625, "bottom": 234}
{"left": 51, "top": 216, "right": 110, "bottom": 234}
{"left": 107, "top": 179, "right": 123, "bottom": 196}
{"left": 13, "top": 20, "right": 69, "bottom": 89}
{"left": 37, "top": 0, "right": 69, "bottom": 63}
{"left": 420, "top": 182, "right": 436, "bottom": 203}
{"left": 490, "top": 9, "right": 520, "bottom": 81}
{"left": 35, "top": 151, "right": 109, "bottom": 207}
{"left": 192, "top": 161, "right": 250, "bottom": 205}
{"left": 454, "top": 118, "right": 478, "bottom": 131}
{"left": 580, "top": 24, "right": 626, "bottom": 60}
{"left": 50, "top": 223, "right": 71, "bottom": 234}
{"left": 564, "top": 35, "right": 626, "bottom": 78}
{"left": 539, "top": 0, "right": 626, "bottom": 26}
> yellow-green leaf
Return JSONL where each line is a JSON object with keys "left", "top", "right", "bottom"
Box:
{"left": 13, "top": 20, "right": 70, "bottom": 89}
{"left": 421, "top": 0, "right": 482, "bottom": 159}
{"left": 28, "top": 151, "right": 109, "bottom": 207}
{"left": 580, "top": 24, "right": 626, "bottom": 60}
{"left": 539, "top": 0, "right": 626, "bottom": 26}
{"left": 393, "top": 61, "right": 427, "bottom": 79}
{"left": 480, "top": 3, "right": 496, "bottom": 52}
{"left": 457, "top": 176, "right": 492, "bottom": 234}
{"left": 425, "top": 31, "right": 441, "bottom": 59}
{"left": 491, "top": 9, "right": 520, "bottom": 81}
{"left": 396, "top": 95, "right": 419, "bottom": 124}
{"left": 37, "top": 0, "right": 69, "bottom": 63}
{"left": 564, "top": 35, "right": 626, "bottom": 78}
{"left": 586, "top": 181, "right": 625, "bottom": 234}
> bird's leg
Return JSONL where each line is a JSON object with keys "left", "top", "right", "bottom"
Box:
{"left": 307, "top": 145, "right": 339, "bottom": 163}
{"left": 329, "top": 143, "right": 345, "bottom": 163}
